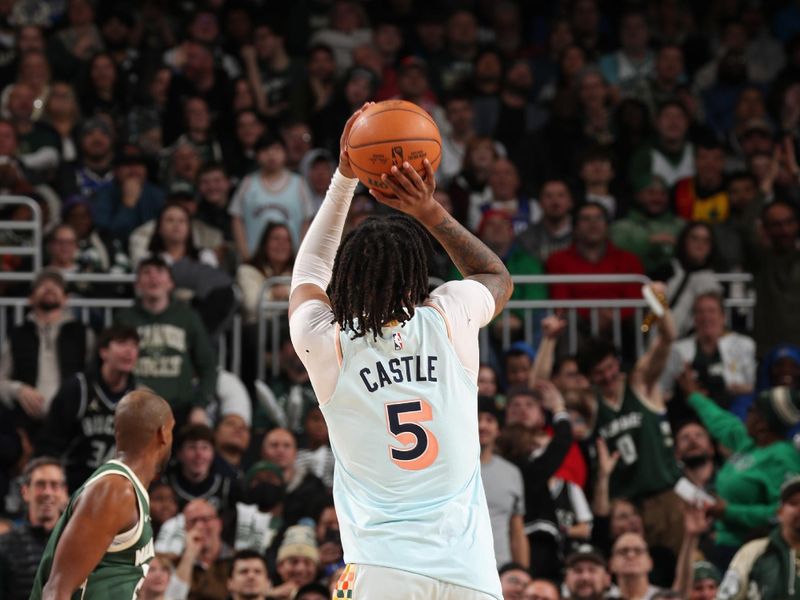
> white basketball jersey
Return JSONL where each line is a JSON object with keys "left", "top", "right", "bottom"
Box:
{"left": 321, "top": 305, "right": 502, "bottom": 599}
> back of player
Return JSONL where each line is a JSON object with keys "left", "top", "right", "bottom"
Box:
{"left": 30, "top": 460, "right": 154, "bottom": 600}
{"left": 324, "top": 304, "right": 500, "bottom": 597}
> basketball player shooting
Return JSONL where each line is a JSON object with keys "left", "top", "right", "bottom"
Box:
{"left": 30, "top": 391, "right": 174, "bottom": 600}
{"left": 289, "top": 104, "right": 513, "bottom": 599}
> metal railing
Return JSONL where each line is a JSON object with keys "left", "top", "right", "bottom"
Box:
{"left": 0, "top": 196, "right": 42, "bottom": 278}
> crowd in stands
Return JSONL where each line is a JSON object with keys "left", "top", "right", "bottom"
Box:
{"left": 3, "top": 0, "right": 800, "bottom": 598}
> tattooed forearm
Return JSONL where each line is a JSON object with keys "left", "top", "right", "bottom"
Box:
{"left": 422, "top": 207, "right": 513, "bottom": 315}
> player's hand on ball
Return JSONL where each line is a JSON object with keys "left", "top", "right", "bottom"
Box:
{"left": 370, "top": 159, "right": 437, "bottom": 221}
{"left": 339, "top": 102, "right": 373, "bottom": 180}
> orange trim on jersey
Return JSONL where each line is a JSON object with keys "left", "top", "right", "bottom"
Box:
{"left": 334, "top": 564, "right": 356, "bottom": 598}
{"left": 334, "top": 323, "right": 343, "bottom": 367}
{"left": 424, "top": 301, "right": 452, "bottom": 341}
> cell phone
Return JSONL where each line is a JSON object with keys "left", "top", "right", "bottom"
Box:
{"left": 674, "top": 477, "right": 715, "bottom": 506}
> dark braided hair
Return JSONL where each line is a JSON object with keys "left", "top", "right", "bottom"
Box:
{"left": 329, "top": 214, "right": 431, "bottom": 340}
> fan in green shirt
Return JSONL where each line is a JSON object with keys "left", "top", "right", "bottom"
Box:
{"left": 679, "top": 375, "right": 800, "bottom": 550}
{"left": 611, "top": 173, "right": 685, "bottom": 275}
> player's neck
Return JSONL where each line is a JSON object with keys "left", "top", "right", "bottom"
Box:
{"left": 114, "top": 452, "right": 157, "bottom": 490}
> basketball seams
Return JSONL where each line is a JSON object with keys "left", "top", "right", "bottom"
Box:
{"left": 348, "top": 148, "right": 442, "bottom": 177}
{"left": 348, "top": 137, "right": 442, "bottom": 149}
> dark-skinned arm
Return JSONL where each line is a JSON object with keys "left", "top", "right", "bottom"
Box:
{"left": 371, "top": 160, "right": 513, "bottom": 317}
{"left": 41, "top": 476, "right": 138, "bottom": 600}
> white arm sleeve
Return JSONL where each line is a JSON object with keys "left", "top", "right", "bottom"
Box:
{"left": 290, "top": 169, "right": 358, "bottom": 294}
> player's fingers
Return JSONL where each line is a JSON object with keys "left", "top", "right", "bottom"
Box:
{"left": 382, "top": 171, "right": 411, "bottom": 197}
{"left": 389, "top": 164, "right": 419, "bottom": 195}
{"left": 402, "top": 162, "right": 428, "bottom": 193}
{"left": 422, "top": 159, "right": 437, "bottom": 192}
{"left": 370, "top": 188, "right": 401, "bottom": 209}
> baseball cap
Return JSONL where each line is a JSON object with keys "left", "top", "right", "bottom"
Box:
{"left": 505, "top": 340, "right": 536, "bottom": 362}
{"left": 168, "top": 180, "right": 196, "bottom": 200}
{"left": 692, "top": 561, "right": 721, "bottom": 583}
{"left": 79, "top": 116, "right": 113, "bottom": 140}
{"left": 245, "top": 461, "right": 284, "bottom": 486}
{"left": 565, "top": 544, "right": 606, "bottom": 569}
{"left": 277, "top": 524, "right": 320, "bottom": 565}
{"left": 781, "top": 474, "right": 800, "bottom": 502}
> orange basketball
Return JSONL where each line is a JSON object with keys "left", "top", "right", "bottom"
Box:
{"left": 346, "top": 100, "right": 442, "bottom": 193}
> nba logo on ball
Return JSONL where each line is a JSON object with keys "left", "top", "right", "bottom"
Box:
{"left": 393, "top": 332, "right": 403, "bottom": 350}
{"left": 392, "top": 146, "right": 404, "bottom": 168}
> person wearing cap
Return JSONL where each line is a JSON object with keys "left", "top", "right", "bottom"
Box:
{"left": 564, "top": 544, "right": 616, "bottom": 600}
{"left": 759, "top": 343, "right": 800, "bottom": 391}
{"left": 115, "top": 256, "right": 217, "bottom": 422}
{"left": 680, "top": 375, "right": 800, "bottom": 563}
{"left": 274, "top": 524, "right": 320, "bottom": 597}
{"left": 688, "top": 561, "right": 720, "bottom": 600}
{"left": 54, "top": 116, "right": 115, "bottom": 199}
{"left": 674, "top": 137, "right": 730, "bottom": 224}
{"left": 479, "top": 395, "right": 528, "bottom": 569}
{"left": 0, "top": 268, "right": 93, "bottom": 421}
{"left": 611, "top": 171, "right": 685, "bottom": 276}
{"left": 229, "top": 133, "right": 314, "bottom": 260}
{"left": 90, "top": 143, "right": 166, "bottom": 243}
{"left": 717, "top": 475, "right": 800, "bottom": 600}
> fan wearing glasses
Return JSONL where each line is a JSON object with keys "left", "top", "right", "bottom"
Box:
{"left": 610, "top": 532, "right": 661, "bottom": 600}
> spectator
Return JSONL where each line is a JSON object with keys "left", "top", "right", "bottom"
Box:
{"left": 273, "top": 524, "right": 321, "bottom": 598}
{"left": 78, "top": 52, "right": 128, "bottom": 123}
{"left": 599, "top": 11, "right": 653, "bottom": 88}
{"left": 680, "top": 380, "right": 800, "bottom": 568}
{"left": 5, "top": 82, "right": 60, "bottom": 184}
{"left": 225, "top": 109, "right": 266, "bottom": 181}
{"left": 629, "top": 101, "right": 694, "bottom": 188}
{"left": 178, "top": 499, "right": 233, "bottom": 600}
{"left": 609, "top": 532, "right": 663, "bottom": 600}
{"left": 524, "top": 579, "right": 561, "bottom": 600}
{"left": 46, "top": 0, "right": 103, "bottom": 81}
{"left": 611, "top": 174, "right": 685, "bottom": 276}
{"left": 0, "top": 268, "right": 93, "bottom": 421}
{"left": 631, "top": 45, "right": 685, "bottom": 117}
{"left": 229, "top": 134, "right": 314, "bottom": 260}
{"left": 689, "top": 561, "right": 720, "bottom": 600}
{"left": 227, "top": 550, "right": 271, "bottom": 600}
{"left": 214, "top": 414, "right": 250, "bottom": 472}
{"left": 439, "top": 91, "right": 478, "bottom": 188}
{"left": 433, "top": 9, "right": 480, "bottom": 93}
{"left": 36, "top": 325, "right": 139, "bottom": 492}
{"left": 447, "top": 135, "right": 497, "bottom": 228}
{"left": 662, "top": 291, "right": 756, "bottom": 416}
{"left": 657, "top": 222, "right": 723, "bottom": 337}
{"left": 129, "top": 181, "right": 224, "bottom": 267}
{"left": 91, "top": 144, "right": 166, "bottom": 243}
{"left": 479, "top": 158, "right": 540, "bottom": 235}
{"left": 164, "top": 424, "right": 242, "bottom": 513}
{"left": 149, "top": 481, "right": 179, "bottom": 539}
{"left": 579, "top": 147, "right": 619, "bottom": 219}
{"left": 56, "top": 116, "right": 114, "bottom": 199}
{"left": 279, "top": 120, "right": 314, "bottom": 174}
{"left": 517, "top": 180, "right": 574, "bottom": 264}
{"left": 577, "top": 291, "right": 684, "bottom": 556}
{"left": 750, "top": 200, "right": 800, "bottom": 355}
{"left": 674, "top": 138, "right": 730, "bottom": 224}
{"left": 718, "top": 475, "right": 800, "bottom": 600}
{"left": 162, "top": 140, "right": 203, "bottom": 189}
{"left": 674, "top": 421, "right": 717, "bottom": 493}
{"left": 499, "top": 562, "right": 532, "bottom": 600}
{"left": 309, "top": 1, "right": 372, "bottom": 74}
{"left": 42, "top": 82, "right": 80, "bottom": 163}
{"left": 546, "top": 202, "right": 644, "bottom": 335}
{"left": 296, "top": 406, "right": 334, "bottom": 489}
{"left": 288, "top": 44, "right": 336, "bottom": 126}
{"left": 195, "top": 162, "right": 233, "bottom": 241}
{"left": 714, "top": 171, "right": 763, "bottom": 271}
{"left": 260, "top": 428, "right": 327, "bottom": 526}
{"left": 478, "top": 396, "right": 528, "bottom": 569}
{"left": 237, "top": 222, "right": 294, "bottom": 324}
{"left": 115, "top": 256, "right": 217, "bottom": 423}
{"left": 0, "top": 458, "right": 67, "bottom": 600}
{"left": 314, "top": 501, "right": 343, "bottom": 577}
{"left": 144, "top": 202, "right": 233, "bottom": 335}
{"left": 137, "top": 553, "right": 192, "bottom": 600}
{"left": 563, "top": 544, "right": 614, "bottom": 600}
{"left": 299, "top": 149, "right": 334, "bottom": 212}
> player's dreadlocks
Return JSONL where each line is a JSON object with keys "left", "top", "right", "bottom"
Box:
{"left": 330, "top": 214, "right": 431, "bottom": 340}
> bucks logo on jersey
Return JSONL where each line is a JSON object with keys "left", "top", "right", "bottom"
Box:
{"left": 30, "top": 460, "right": 154, "bottom": 600}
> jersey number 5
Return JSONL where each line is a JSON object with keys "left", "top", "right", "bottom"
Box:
{"left": 385, "top": 400, "right": 439, "bottom": 471}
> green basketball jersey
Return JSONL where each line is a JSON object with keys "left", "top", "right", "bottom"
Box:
{"left": 29, "top": 460, "right": 154, "bottom": 600}
{"left": 595, "top": 382, "right": 680, "bottom": 500}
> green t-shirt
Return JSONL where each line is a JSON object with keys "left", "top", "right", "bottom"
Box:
{"left": 30, "top": 460, "right": 154, "bottom": 600}
{"left": 595, "top": 382, "right": 681, "bottom": 500}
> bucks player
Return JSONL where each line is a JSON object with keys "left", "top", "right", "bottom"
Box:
{"left": 36, "top": 326, "right": 140, "bottom": 492}
{"left": 289, "top": 105, "right": 512, "bottom": 598}
{"left": 30, "top": 390, "right": 174, "bottom": 600}
{"left": 577, "top": 287, "right": 683, "bottom": 555}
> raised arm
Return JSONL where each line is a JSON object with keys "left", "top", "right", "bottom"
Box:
{"left": 41, "top": 476, "right": 138, "bottom": 600}
{"left": 630, "top": 282, "right": 677, "bottom": 393}
{"left": 371, "top": 160, "right": 513, "bottom": 317}
{"left": 529, "top": 314, "right": 567, "bottom": 386}
{"left": 288, "top": 105, "right": 367, "bottom": 318}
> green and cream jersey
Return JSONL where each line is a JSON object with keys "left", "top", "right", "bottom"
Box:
{"left": 29, "top": 460, "right": 154, "bottom": 600}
